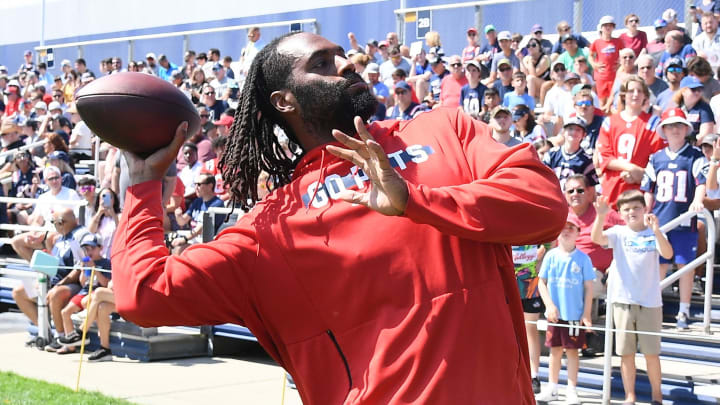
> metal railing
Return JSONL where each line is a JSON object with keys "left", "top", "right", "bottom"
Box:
{"left": 33, "top": 19, "right": 319, "bottom": 63}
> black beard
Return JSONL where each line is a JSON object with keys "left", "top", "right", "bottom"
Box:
{"left": 290, "top": 72, "right": 378, "bottom": 136}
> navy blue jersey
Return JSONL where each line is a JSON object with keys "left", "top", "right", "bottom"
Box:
{"left": 388, "top": 102, "right": 428, "bottom": 121}
{"left": 579, "top": 114, "right": 605, "bottom": 156}
{"left": 429, "top": 70, "right": 450, "bottom": 101}
{"left": 641, "top": 144, "right": 707, "bottom": 229}
{"left": 542, "top": 146, "right": 598, "bottom": 190}
{"left": 460, "top": 83, "right": 487, "bottom": 116}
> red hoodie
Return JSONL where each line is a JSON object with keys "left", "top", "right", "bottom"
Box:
{"left": 112, "top": 108, "right": 566, "bottom": 405}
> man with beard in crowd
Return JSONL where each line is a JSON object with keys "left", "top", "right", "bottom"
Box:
{"left": 111, "top": 32, "right": 566, "bottom": 404}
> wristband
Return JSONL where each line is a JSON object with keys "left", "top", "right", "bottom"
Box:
{"left": 711, "top": 159, "right": 720, "bottom": 166}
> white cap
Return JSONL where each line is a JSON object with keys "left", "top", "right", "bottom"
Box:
{"left": 598, "top": 15, "right": 615, "bottom": 27}
{"left": 146, "top": 52, "right": 156, "bottom": 60}
{"left": 662, "top": 8, "right": 678, "bottom": 22}
{"left": 33, "top": 101, "right": 47, "bottom": 110}
{"left": 48, "top": 101, "right": 62, "bottom": 111}
{"left": 61, "top": 59, "right": 71, "bottom": 67}
{"left": 366, "top": 63, "right": 379, "bottom": 74}
{"left": 497, "top": 30, "right": 512, "bottom": 41}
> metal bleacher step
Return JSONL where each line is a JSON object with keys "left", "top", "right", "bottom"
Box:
{"left": 538, "top": 355, "right": 720, "bottom": 405}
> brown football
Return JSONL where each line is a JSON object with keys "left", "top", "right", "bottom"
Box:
{"left": 75, "top": 72, "right": 200, "bottom": 158}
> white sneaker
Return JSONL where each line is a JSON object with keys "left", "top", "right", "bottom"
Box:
{"left": 71, "top": 310, "right": 87, "bottom": 323}
{"left": 535, "top": 387, "right": 559, "bottom": 403}
{"left": 565, "top": 388, "right": 581, "bottom": 404}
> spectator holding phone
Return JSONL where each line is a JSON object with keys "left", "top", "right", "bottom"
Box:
{"left": 88, "top": 187, "right": 119, "bottom": 258}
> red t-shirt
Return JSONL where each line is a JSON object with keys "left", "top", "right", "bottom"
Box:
{"left": 596, "top": 112, "right": 666, "bottom": 206}
{"left": 201, "top": 157, "right": 225, "bottom": 196}
{"left": 590, "top": 37, "right": 624, "bottom": 81}
{"left": 575, "top": 205, "right": 625, "bottom": 272}
{"left": 440, "top": 75, "right": 468, "bottom": 107}
{"left": 619, "top": 31, "right": 648, "bottom": 61}
{"left": 462, "top": 45, "right": 480, "bottom": 62}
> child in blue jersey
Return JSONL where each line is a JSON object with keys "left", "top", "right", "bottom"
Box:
{"left": 459, "top": 60, "right": 487, "bottom": 119}
{"left": 592, "top": 190, "right": 672, "bottom": 405}
{"left": 536, "top": 214, "right": 595, "bottom": 404}
{"left": 543, "top": 116, "right": 599, "bottom": 190}
{"left": 503, "top": 71, "right": 535, "bottom": 109}
{"left": 640, "top": 108, "right": 706, "bottom": 330}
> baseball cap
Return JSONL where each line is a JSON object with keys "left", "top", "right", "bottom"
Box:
{"left": 497, "top": 58, "right": 512, "bottom": 68}
{"left": 701, "top": 133, "right": 719, "bottom": 146}
{"left": 654, "top": 18, "right": 668, "bottom": 29}
{"left": 4, "top": 86, "right": 19, "bottom": 96}
{"left": 213, "top": 114, "right": 234, "bottom": 128}
{"left": 80, "top": 233, "right": 100, "bottom": 247}
{"left": 666, "top": 57, "right": 684, "bottom": 70}
{"left": 467, "top": 27, "right": 478, "bottom": 34}
{"left": 23, "top": 50, "right": 32, "bottom": 56}
{"left": 484, "top": 24, "right": 496, "bottom": 34}
{"left": 531, "top": 24, "right": 543, "bottom": 33}
{"left": 511, "top": 106, "right": 530, "bottom": 121}
{"left": 563, "top": 116, "right": 587, "bottom": 131}
{"left": 48, "top": 101, "right": 62, "bottom": 111}
{"left": 680, "top": 75, "right": 703, "bottom": 89}
{"left": 427, "top": 54, "right": 442, "bottom": 65}
{"left": 61, "top": 59, "right": 71, "bottom": 67}
{"left": 497, "top": 30, "right": 512, "bottom": 41}
{"left": 571, "top": 83, "right": 592, "bottom": 96}
{"left": 657, "top": 108, "right": 692, "bottom": 139}
{"left": 662, "top": 8, "right": 678, "bottom": 22}
{"left": 491, "top": 105, "right": 511, "bottom": 118}
{"left": 378, "top": 40, "right": 389, "bottom": 48}
{"left": 146, "top": 52, "right": 156, "bottom": 60}
{"left": 212, "top": 63, "right": 223, "bottom": 71}
{"left": 564, "top": 72, "right": 581, "bottom": 82}
{"left": 561, "top": 34, "right": 576, "bottom": 43}
{"left": 394, "top": 81, "right": 412, "bottom": 92}
{"left": 566, "top": 213, "right": 582, "bottom": 229}
{"left": 428, "top": 46, "right": 445, "bottom": 57}
{"left": 465, "top": 60, "right": 482, "bottom": 71}
{"left": 598, "top": 15, "right": 616, "bottom": 26}
{"left": 0, "top": 120, "right": 20, "bottom": 135}
{"left": 366, "top": 38, "right": 378, "bottom": 47}
{"left": 48, "top": 150, "right": 70, "bottom": 163}
{"left": 366, "top": 63, "right": 379, "bottom": 74}
{"left": 33, "top": 101, "right": 47, "bottom": 110}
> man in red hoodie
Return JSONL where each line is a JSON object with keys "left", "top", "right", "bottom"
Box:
{"left": 112, "top": 32, "right": 567, "bottom": 404}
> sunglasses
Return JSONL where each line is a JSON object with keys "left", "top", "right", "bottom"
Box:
{"left": 204, "top": 91, "right": 215, "bottom": 96}
{"left": 50, "top": 218, "right": 64, "bottom": 225}
{"left": 450, "top": 63, "right": 462, "bottom": 68}
{"left": 554, "top": 66, "right": 566, "bottom": 72}
{"left": 200, "top": 114, "right": 210, "bottom": 118}
{"left": 667, "top": 66, "right": 683, "bottom": 73}
{"left": 575, "top": 100, "right": 592, "bottom": 107}
{"left": 560, "top": 27, "right": 571, "bottom": 32}
{"left": 628, "top": 19, "right": 639, "bottom": 23}
{"left": 395, "top": 89, "right": 408, "bottom": 95}
{"left": 528, "top": 44, "right": 538, "bottom": 48}
{"left": 565, "top": 188, "right": 585, "bottom": 195}
{"left": 499, "top": 67, "right": 511, "bottom": 72}
{"left": 79, "top": 185, "right": 95, "bottom": 193}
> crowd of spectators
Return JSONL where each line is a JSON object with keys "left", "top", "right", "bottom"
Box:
{"left": 0, "top": 5, "right": 719, "bottom": 402}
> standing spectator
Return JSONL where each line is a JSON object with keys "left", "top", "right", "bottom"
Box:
{"left": 636, "top": 55, "right": 668, "bottom": 114}
{"left": 535, "top": 214, "right": 594, "bottom": 404}
{"left": 460, "top": 60, "right": 487, "bottom": 118}
{"left": 366, "top": 63, "right": 389, "bottom": 105}
{"left": 387, "top": 81, "right": 427, "bottom": 120}
{"left": 426, "top": 55, "right": 449, "bottom": 104}
{"left": 672, "top": 75, "right": 715, "bottom": 144}
{"left": 619, "top": 14, "right": 648, "bottom": 58}
{"left": 555, "top": 35, "right": 589, "bottom": 74}
{"left": 76, "top": 176, "right": 97, "bottom": 226}
{"left": 222, "top": 55, "right": 235, "bottom": 80}
{"left": 484, "top": 31, "right": 520, "bottom": 86}
{"left": 663, "top": 8, "right": 693, "bottom": 45}
{"left": 521, "top": 37, "right": 550, "bottom": 100}
{"left": 478, "top": 25, "right": 500, "bottom": 70}
{"left": 503, "top": 72, "right": 534, "bottom": 109}
{"left": 529, "top": 24, "right": 553, "bottom": 56}
{"left": 589, "top": 16, "right": 624, "bottom": 107}
{"left": 209, "top": 63, "right": 236, "bottom": 100}
{"left": 17, "top": 50, "right": 34, "bottom": 74}
{"left": 462, "top": 27, "right": 481, "bottom": 62}
{"left": 489, "top": 106, "right": 521, "bottom": 146}
{"left": 145, "top": 53, "right": 158, "bottom": 75}
{"left": 596, "top": 76, "right": 665, "bottom": 207}
{"left": 239, "top": 27, "right": 262, "bottom": 84}
{"left": 692, "top": 11, "right": 720, "bottom": 73}
{"left": 655, "top": 58, "right": 687, "bottom": 112}
{"left": 440, "top": 55, "right": 468, "bottom": 107}
{"left": 551, "top": 21, "right": 590, "bottom": 60}
{"left": 157, "top": 54, "right": 180, "bottom": 82}
{"left": 490, "top": 58, "right": 514, "bottom": 101}
{"left": 380, "top": 46, "right": 411, "bottom": 87}
{"left": 641, "top": 108, "right": 707, "bottom": 330}
{"left": 687, "top": 56, "right": 720, "bottom": 100}
{"left": 591, "top": 192, "right": 670, "bottom": 405}
{"left": 656, "top": 30, "right": 697, "bottom": 79}
{"left": 543, "top": 117, "right": 598, "bottom": 189}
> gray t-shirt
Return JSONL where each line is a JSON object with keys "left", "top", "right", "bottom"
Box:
{"left": 604, "top": 225, "right": 663, "bottom": 308}
{"left": 490, "top": 52, "right": 520, "bottom": 73}
{"left": 502, "top": 136, "right": 523, "bottom": 147}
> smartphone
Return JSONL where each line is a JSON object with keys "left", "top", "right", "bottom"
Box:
{"left": 102, "top": 193, "right": 112, "bottom": 208}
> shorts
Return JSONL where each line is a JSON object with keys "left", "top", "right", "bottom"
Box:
{"left": 595, "top": 79, "right": 613, "bottom": 99}
{"left": 70, "top": 293, "right": 88, "bottom": 310}
{"left": 522, "top": 297, "right": 546, "bottom": 314}
{"left": 660, "top": 229, "right": 698, "bottom": 265}
{"left": 545, "top": 320, "right": 586, "bottom": 349}
{"left": 612, "top": 303, "right": 662, "bottom": 356}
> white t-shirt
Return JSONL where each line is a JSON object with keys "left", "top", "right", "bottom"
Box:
{"left": 179, "top": 161, "right": 203, "bottom": 197}
{"left": 70, "top": 120, "right": 93, "bottom": 151}
{"left": 35, "top": 186, "right": 82, "bottom": 227}
{"left": 604, "top": 225, "right": 663, "bottom": 308}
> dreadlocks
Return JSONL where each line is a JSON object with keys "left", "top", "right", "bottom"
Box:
{"left": 219, "top": 32, "right": 303, "bottom": 211}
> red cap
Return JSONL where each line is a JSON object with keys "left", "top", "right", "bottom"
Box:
{"left": 467, "top": 27, "right": 478, "bottom": 34}
{"left": 657, "top": 108, "right": 691, "bottom": 139}
{"left": 213, "top": 114, "right": 234, "bottom": 128}
{"left": 566, "top": 213, "right": 582, "bottom": 229}
{"left": 378, "top": 40, "right": 389, "bottom": 48}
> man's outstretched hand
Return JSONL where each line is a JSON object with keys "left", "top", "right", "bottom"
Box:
{"left": 125, "top": 122, "right": 188, "bottom": 187}
{"left": 326, "top": 117, "right": 409, "bottom": 216}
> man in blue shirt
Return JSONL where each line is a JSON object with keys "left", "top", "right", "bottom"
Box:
{"left": 387, "top": 81, "right": 427, "bottom": 120}
{"left": 460, "top": 60, "right": 487, "bottom": 118}
{"left": 157, "top": 54, "right": 180, "bottom": 82}
{"left": 656, "top": 30, "right": 697, "bottom": 79}
{"left": 366, "top": 63, "right": 389, "bottom": 105}
{"left": 171, "top": 173, "right": 226, "bottom": 254}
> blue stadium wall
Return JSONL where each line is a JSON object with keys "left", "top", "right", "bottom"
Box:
{"left": 0, "top": 0, "right": 685, "bottom": 75}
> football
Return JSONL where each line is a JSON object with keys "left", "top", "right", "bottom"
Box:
{"left": 75, "top": 72, "right": 201, "bottom": 158}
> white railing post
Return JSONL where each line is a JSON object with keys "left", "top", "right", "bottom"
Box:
{"left": 703, "top": 209, "right": 716, "bottom": 334}
{"left": 601, "top": 292, "right": 613, "bottom": 405}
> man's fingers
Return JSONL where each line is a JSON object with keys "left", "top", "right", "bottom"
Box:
{"left": 366, "top": 140, "right": 393, "bottom": 170}
{"left": 331, "top": 129, "right": 366, "bottom": 150}
{"left": 354, "top": 116, "right": 377, "bottom": 143}
{"left": 335, "top": 189, "right": 366, "bottom": 206}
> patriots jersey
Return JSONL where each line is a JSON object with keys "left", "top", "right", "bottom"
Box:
{"left": 641, "top": 144, "right": 706, "bottom": 229}
{"left": 543, "top": 146, "right": 598, "bottom": 190}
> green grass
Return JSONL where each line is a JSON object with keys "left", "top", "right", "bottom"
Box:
{"left": 0, "top": 371, "right": 136, "bottom": 405}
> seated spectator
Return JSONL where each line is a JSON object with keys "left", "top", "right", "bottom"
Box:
{"left": 521, "top": 37, "right": 550, "bottom": 100}
{"left": 635, "top": 55, "right": 669, "bottom": 115}
{"left": 189, "top": 68, "right": 206, "bottom": 104}
{"left": 209, "top": 63, "right": 236, "bottom": 100}
{"left": 511, "top": 104, "right": 546, "bottom": 146}
{"left": 57, "top": 233, "right": 111, "bottom": 354}
{"left": 365, "top": 63, "right": 389, "bottom": 105}
{"left": 478, "top": 25, "right": 500, "bottom": 69}
{"left": 663, "top": 8, "right": 693, "bottom": 45}
{"left": 156, "top": 54, "right": 179, "bottom": 82}
{"left": 542, "top": 70, "right": 582, "bottom": 136}
{"left": 619, "top": 14, "right": 648, "bottom": 58}
{"left": 0, "top": 118, "right": 26, "bottom": 173}
{"left": 479, "top": 87, "right": 501, "bottom": 123}
{"left": 426, "top": 54, "right": 449, "bottom": 106}
{"left": 572, "top": 86, "right": 605, "bottom": 156}
{"left": 539, "top": 61, "right": 567, "bottom": 115}
{"left": 408, "top": 47, "right": 433, "bottom": 102}
{"left": 440, "top": 55, "right": 468, "bottom": 107}
{"left": 671, "top": 75, "right": 715, "bottom": 144}
{"left": 10, "top": 166, "right": 82, "bottom": 261}
{"left": 704, "top": 134, "right": 720, "bottom": 200}
{"left": 387, "top": 81, "right": 427, "bottom": 120}
{"left": 82, "top": 284, "right": 116, "bottom": 361}
{"left": 687, "top": 56, "right": 720, "bottom": 100}
{"left": 656, "top": 30, "right": 697, "bottom": 79}
{"left": 503, "top": 72, "right": 535, "bottom": 109}
{"left": 647, "top": 19, "right": 669, "bottom": 60}
{"left": 15, "top": 207, "right": 88, "bottom": 350}
{"left": 489, "top": 58, "right": 514, "bottom": 101}
{"left": 692, "top": 11, "right": 720, "bottom": 74}
{"left": 489, "top": 106, "right": 521, "bottom": 146}
{"left": 556, "top": 35, "right": 590, "bottom": 74}
{"left": 655, "top": 57, "right": 687, "bottom": 112}
{"left": 605, "top": 48, "right": 638, "bottom": 113}
{"left": 460, "top": 60, "right": 487, "bottom": 118}
{"left": 201, "top": 84, "right": 227, "bottom": 121}
{"left": 170, "top": 173, "right": 225, "bottom": 255}
{"left": 484, "top": 31, "right": 520, "bottom": 86}
{"left": 462, "top": 27, "right": 481, "bottom": 62}
{"left": 380, "top": 46, "right": 411, "bottom": 88}
{"left": 87, "top": 187, "right": 119, "bottom": 259}
{"left": 47, "top": 151, "right": 76, "bottom": 190}
{"left": 178, "top": 143, "right": 203, "bottom": 200}
{"left": 573, "top": 56, "right": 594, "bottom": 86}
{"left": 7, "top": 150, "right": 40, "bottom": 225}
{"left": 543, "top": 117, "right": 598, "bottom": 189}
{"left": 76, "top": 176, "right": 97, "bottom": 225}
